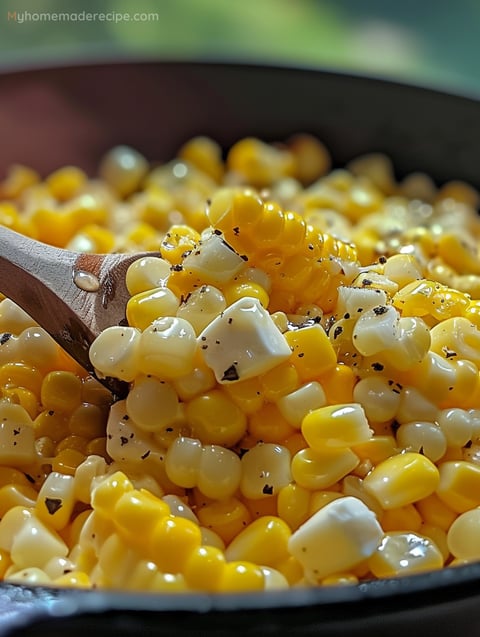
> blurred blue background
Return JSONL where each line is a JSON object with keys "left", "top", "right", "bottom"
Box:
{"left": 1, "top": 0, "right": 479, "bottom": 95}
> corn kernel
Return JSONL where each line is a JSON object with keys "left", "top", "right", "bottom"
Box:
{"left": 285, "top": 325, "right": 336, "bottom": 380}
{"left": 184, "top": 545, "right": 226, "bottom": 591}
{"left": 126, "top": 287, "right": 180, "bottom": 330}
{"left": 415, "top": 493, "right": 457, "bottom": 531}
{"left": 225, "top": 516, "right": 291, "bottom": 567}
{"left": 291, "top": 447, "right": 360, "bottom": 490}
{"left": 186, "top": 390, "right": 247, "bottom": 447}
{"left": 150, "top": 514, "right": 201, "bottom": 573}
{"left": 368, "top": 532, "right": 443, "bottom": 578}
{"left": 196, "top": 497, "right": 251, "bottom": 544}
{"left": 240, "top": 443, "right": 291, "bottom": 499}
{"left": 436, "top": 460, "right": 480, "bottom": 513}
{"left": 277, "top": 483, "right": 311, "bottom": 531}
{"left": 363, "top": 452, "right": 439, "bottom": 509}
{"left": 302, "top": 403, "right": 372, "bottom": 449}
{"left": 219, "top": 560, "right": 264, "bottom": 592}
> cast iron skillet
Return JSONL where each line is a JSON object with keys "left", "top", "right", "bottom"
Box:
{"left": 1, "top": 60, "right": 480, "bottom": 637}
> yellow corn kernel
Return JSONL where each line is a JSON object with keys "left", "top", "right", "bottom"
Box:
{"left": 225, "top": 516, "right": 291, "bottom": 567}
{"left": 291, "top": 447, "right": 360, "bottom": 490}
{"left": 223, "top": 281, "right": 269, "bottom": 308}
{"left": 0, "top": 466, "right": 34, "bottom": 489}
{"left": 277, "top": 483, "right": 311, "bottom": 531}
{"left": 126, "top": 287, "right": 180, "bottom": 331}
{"left": 437, "top": 232, "right": 480, "bottom": 275}
{"left": 0, "top": 164, "right": 39, "bottom": 199}
{"left": 113, "top": 488, "right": 170, "bottom": 546}
{"left": 0, "top": 484, "right": 37, "bottom": 517}
{"left": 178, "top": 136, "right": 224, "bottom": 182}
{"left": 68, "top": 404, "right": 107, "bottom": 439}
{"left": 51, "top": 449, "right": 86, "bottom": 476}
{"left": 363, "top": 452, "right": 440, "bottom": 509}
{"left": 419, "top": 523, "right": 450, "bottom": 562}
{"left": 309, "top": 490, "right": 344, "bottom": 516}
{"left": 227, "top": 137, "right": 294, "bottom": 187}
{"left": 319, "top": 364, "right": 355, "bottom": 405}
{"left": 53, "top": 571, "right": 91, "bottom": 588}
{"left": 0, "top": 362, "right": 43, "bottom": 395}
{"left": 415, "top": 493, "right": 457, "bottom": 531}
{"left": 302, "top": 403, "right": 372, "bottom": 449}
{"left": 436, "top": 460, "right": 480, "bottom": 513}
{"left": 275, "top": 555, "right": 304, "bottom": 585}
{"left": 222, "top": 377, "right": 263, "bottom": 415}
{"left": 219, "top": 560, "right": 264, "bottom": 592}
{"left": 46, "top": 166, "right": 87, "bottom": 201}
{"left": 91, "top": 471, "right": 134, "bottom": 517}
{"left": 381, "top": 504, "right": 422, "bottom": 533}
{"left": 196, "top": 497, "right": 251, "bottom": 544}
{"left": 322, "top": 573, "right": 359, "bottom": 586}
{"left": 352, "top": 436, "right": 398, "bottom": 466}
{"left": 393, "top": 280, "right": 469, "bottom": 321}
{"left": 40, "top": 371, "right": 82, "bottom": 414}
{"left": 56, "top": 435, "right": 88, "bottom": 454}
{"left": 368, "top": 532, "right": 444, "bottom": 578}
{"left": 183, "top": 545, "right": 226, "bottom": 591}
{"left": 186, "top": 390, "right": 247, "bottom": 447}
{"left": 150, "top": 514, "right": 201, "bottom": 574}
{"left": 243, "top": 494, "right": 278, "bottom": 520}
{"left": 4, "top": 388, "right": 39, "bottom": 420}
{"left": 0, "top": 548, "right": 12, "bottom": 578}
{"left": 85, "top": 437, "right": 109, "bottom": 460}
{"left": 259, "top": 362, "right": 299, "bottom": 403}
{"left": 285, "top": 324, "right": 337, "bottom": 380}
{"left": 160, "top": 224, "right": 200, "bottom": 266}
{"left": 248, "top": 403, "right": 296, "bottom": 443}
{"left": 67, "top": 224, "right": 115, "bottom": 254}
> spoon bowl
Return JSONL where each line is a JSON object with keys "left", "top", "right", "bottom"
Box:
{"left": 0, "top": 225, "right": 150, "bottom": 396}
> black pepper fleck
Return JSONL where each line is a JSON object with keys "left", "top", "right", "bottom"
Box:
{"left": 45, "top": 497, "right": 62, "bottom": 515}
{"left": 222, "top": 365, "right": 239, "bottom": 381}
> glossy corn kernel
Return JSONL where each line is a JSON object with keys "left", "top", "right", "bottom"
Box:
{"left": 240, "top": 443, "right": 291, "bottom": 499}
{"left": 219, "top": 560, "right": 265, "bottom": 592}
{"left": 363, "top": 452, "right": 439, "bottom": 509}
{"left": 368, "top": 532, "right": 443, "bottom": 578}
{"left": 291, "top": 447, "right": 360, "bottom": 490}
{"left": 176, "top": 285, "right": 227, "bottom": 335}
{"left": 447, "top": 509, "right": 480, "bottom": 560}
{"left": 89, "top": 326, "right": 141, "bottom": 382}
{"left": 91, "top": 471, "right": 134, "bottom": 517}
{"left": 381, "top": 504, "right": 422, "bottom": 533}
{"left": 415, "top": 493, "right": 457, "bottom": 531}
{"left": 51, "top": 448, "right": 86, "bottom": 476}
{"left": 225, "top": 516, "right": 291, "bottom": 567}
{"left": 277, "top": 381, "right": 327, "bottom": 428}
{"left": 35, "top": 471, "right": 76, "bottom": 530}
{"left": 351, "top": 436, "right": 398, "bottom": 466}
{"left": 302, "top": 403, "right": 372, "bottom": 449}
{"left": 113, "top": 488, "right": 170, "bottom": 545}
{"left": 0, "top": 484, "right": 37, "bottom": 517}
{"left": 186, "top": 390, "right": 247, "bottom": 447}
{"left": 139, "top": 317, "right": 197, "bottom": 380}
{"left": 126, "top": 376, "right": 179, "bottom": 432}
{"left": 150, "top": 514, "right": 202, "bottom": 573}
{"left": 126, "top": 287, "right": 180, "bottom": 331}
{"left": 248, "top": 403, "right": 296, "bottom": 443}
{"left": 436, "top": 460, "right": 480, "bottom": 513}
{"left": 0, "top": 403, "right": 36, "bottom": 466}
{"left": 288, "top": 496, "right": 383, "bottom": 582}
{"left": 46, "top": 166, "right": 87, "bottom": 201}
{"left": 285, "top": 325, "right": 337, "bottom": 380}
{"left": 277, "top": 483, "right": 311, "bottom": 531}
{"left": 99, "top": 145, "right": 148, "bottom": 197}
{"left": 183, "top": 545, "right": 226, "bottom": 591}
{"left": 196, "top": 497, "right": 251, "bottom": 544}
{"left": 319, "top": 364, "right": 356, "bottom": 405}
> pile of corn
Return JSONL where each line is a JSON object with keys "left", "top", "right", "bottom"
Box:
{"left": 1, "top": 134, "right": 480, "bottom": 591}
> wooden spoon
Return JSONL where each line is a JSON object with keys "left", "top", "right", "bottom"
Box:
{"left": 0, "top": 226, "right": 154, "bottom": 398}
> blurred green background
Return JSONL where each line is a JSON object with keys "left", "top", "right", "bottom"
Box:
{"left": 1, "top": 0, "right": 479, "bottom": 95}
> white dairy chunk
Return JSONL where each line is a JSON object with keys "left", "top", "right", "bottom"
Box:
{"left": 182, "top": 231, "right": 246, "bottom": 284}
{"left": 288, "top": 496, "right": 384, "bottom": 582}
{"left": 198, "top": 297, "right": 292, "bottom": 383}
